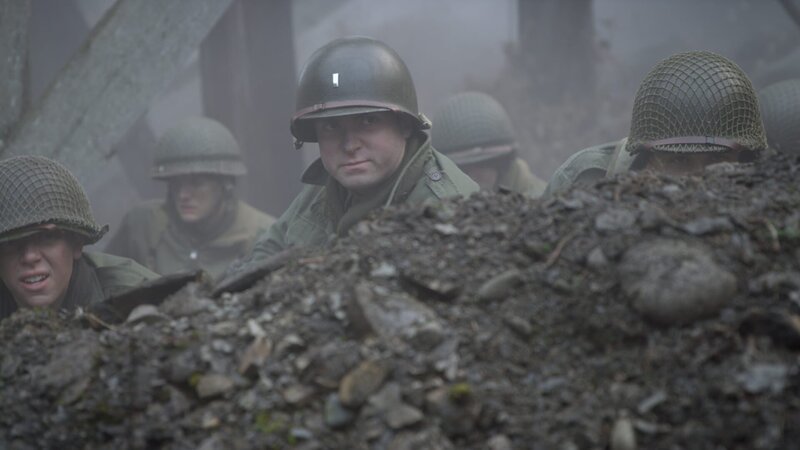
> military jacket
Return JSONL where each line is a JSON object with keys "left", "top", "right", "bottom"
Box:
{"left": 105, "top": 200, "right": 275, "bottom": 279}
{"left": 246, "top": 133, "right": 478, "bottom": 263}
{"left": 0, "top": 252, "right": 158, "bottom": 321}
{"left": 544, "top": 138, "right": 633, "bottom": 196}
{"left": 498, "top": 157, "right": 547, "bottom": 197}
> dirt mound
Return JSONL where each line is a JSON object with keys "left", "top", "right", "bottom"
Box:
{"left": 2, "top": 155, "right": 800, "bottom": 449}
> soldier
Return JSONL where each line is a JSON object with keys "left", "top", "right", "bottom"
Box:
{"left": 0, "top": 156, "right": 158, "bottom": 321}
{"left": 432, "top": 91, "right": 547, "bottom": 196}
{"left": 105, "top": 117, "right": 276, "bottom": 279}
{"left": 545, "top": 51, "right": 767, "bottom": 195}
{"left": 243, "top": 36, "right": 478, "bottom": 264}
{"left": 759, "top": 78, "right": 800, "bottom": 154}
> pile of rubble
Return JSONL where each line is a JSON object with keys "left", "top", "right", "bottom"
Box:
{"left": 1, "top": 154, "right": 799, "bottom": 449}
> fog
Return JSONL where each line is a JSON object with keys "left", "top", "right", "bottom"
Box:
{"left": 16, "top": 0, "right": 800, "bottom": 249}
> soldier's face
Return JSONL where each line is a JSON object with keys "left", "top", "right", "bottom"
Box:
{"left": 315, "top": 112, "right": 411, "bottom": 194}
{"left": 168, "top": 175, "right": 226, "bottom": 224}
{"left": 640, "top": 150, "right": 741, "bottom": 176}
{"left": 0, "top": 228, "right": 82, "bottom": 309}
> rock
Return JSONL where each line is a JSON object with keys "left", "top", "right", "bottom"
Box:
{"left": 585, "top": 247, "right": 608, "bottom": 270}
{"left": 160, "top": 291, "right": 215, "bottom": 317}
{"left": 426, "top": 386, "right": 482, "bottom": 437}
{"left": 339, "top": 360, "right": 391, "bottom": 407}
{"left": 504, "top": 314, "right": 533, "bottom": 337}
{"left": 371, "top": 262, "right": 398, "bottom": 278}
{"left": 636, "top": 390, "right": 667, "bottom": 414}
{"left": 349, "top": 282, "right": 442, "bottom": 343}
{"left": 32, "top": 331, "right": 100, "bottom": 395}
{"left": 195, "top": 374, "right": 235, "bottom": 399}
{"left": 434, "top": 223, "right": 459, "bottom": 235}
{"left": 400, "top": 271, "right": 461, "bottom": 300}
{"left": 388, "top": 428, "right": 455, "bottom": 450}
{"left": 736, "top": 363, "right": 789, "bottom": 394}
{"left": 406, "top": 321, "right": 446, "bottom": 352}
{"left": 307, "top": 342, "right": 361, "bottom": 388}
{"left": 595, "top": 208, "right": 637, "bottom": 232}
{"left": 385, "top": 403, "right": 424, "bottom": 429}
{"left": 368, "top": 383, "right": 424, "bottom": 429}
{"left": 488, "top": 434, "right": 513, "bottom": 450}
{"left": 477, "top": 269, "right": 522, "bottom": 302}
{"left": 610, "top": 414, "right": 637, "bottom": 450}
{"left": 282, "top": 384, "right": 316, "bottom": 405}
{"left": 275, "top": 334, "right": 306, "bottom": 357}
{"left": 620, "top": 238, "right": 737, "bottom": 326}
{"left": 238, "top": 336, "right": 272, "bottom": 376}
{"left": 324, "top": 394, "right": 355, "bottom": 429}
{"left": 682, "top": 216, "right": 734, "bottom": 235}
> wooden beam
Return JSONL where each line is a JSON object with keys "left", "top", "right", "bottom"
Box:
{"left": 1, "top": 0, "right": 233, "bottom": 185}
{"left": 0, "top": 0, "right": 30, "bottom": 141}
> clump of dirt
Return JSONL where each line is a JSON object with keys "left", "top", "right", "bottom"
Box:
{"left": 1, "top": 155, "right": 800, "bottom": 450}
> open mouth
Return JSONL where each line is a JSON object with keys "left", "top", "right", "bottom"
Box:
{"left": 20, "top": 273, "right": 49, "bottom": 289}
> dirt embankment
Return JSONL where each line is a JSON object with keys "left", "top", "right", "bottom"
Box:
{"left": 1, "top": 155, "right": 799, "bottom": 450}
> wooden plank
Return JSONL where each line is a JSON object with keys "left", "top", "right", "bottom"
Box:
{"left": 1, "top": 0, "right": 233, "bottom": 185}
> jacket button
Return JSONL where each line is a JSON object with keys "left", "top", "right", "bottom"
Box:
{"left": 429, "top": 170, "right": 442, "bottom": 181}
{"left": 189, "top": 251, "right": 198, "bottom": 260}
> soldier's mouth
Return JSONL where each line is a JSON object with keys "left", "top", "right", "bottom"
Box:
{"left": 20, "top": 273, "right": 49, "bottom": 287}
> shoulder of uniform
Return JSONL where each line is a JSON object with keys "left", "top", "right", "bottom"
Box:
{"left": 427, "top": 149, "right": 480, "bottom": 198}
{"left": 236, "top": 201, "right": 277, "bottom": 226}
{"left": 84, "top": 251, "right": 161, "bottom": 282}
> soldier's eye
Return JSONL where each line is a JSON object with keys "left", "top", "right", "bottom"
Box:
{"left": 361, "top": 115, "right": 379, "bottom": 126}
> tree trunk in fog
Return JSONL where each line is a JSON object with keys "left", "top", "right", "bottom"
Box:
{"left": 0, "top": 1, "right": 30, "bottom": 142}
{"left": 0, "top": 0, "right": 233, "bottom": 187}
{"left": 518, "top": 0, "right": 596, "bottom": 104}
{"left": 200, "top": 0, "right": 300, "bottom": 216}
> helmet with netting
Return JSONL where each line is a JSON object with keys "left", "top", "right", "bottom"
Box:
{"left": 291, "top": 36, "right": 430, "bottom": 143}
{"left": 625, "top": 51, "right": 767, "bottom": 157}
{"left": 0, "top": 155, "right": 106, "bottom": 244}
{"left": 432, "top": 92, "right": 516, "bottom": 166}
{"left": 152, "top": 117, "right": 246, "bottom": 179}
{"left": 759, "top": 78, "right": 800, "bottom": 154}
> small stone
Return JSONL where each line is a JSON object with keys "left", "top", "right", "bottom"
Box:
{"left": 211, "top": 339, "right": 233, "bottom": 354}
{"left": 595, "top": 208, "right": 637, "bottom": 232}
{"left": 503, "top": 315, "right": 533, "bottom": 337}
{"left": 209, "top": 321, "right": 239, "bottom": 336}
{"left": 586, "top": 247, "right": 608, "bottom": 269}
{"left": 282, "top": 384, "right": 316, "bottom": 405}
{"left": 201, "top": 412, "right": 220, "bottom": 429}
{"left": 289, "top": 428, "right": 313, "bottom": 441}
{"left": 325, "top": 394, "right": 355, "bottom": 429}
{"left": 406, "top": 321, "right": 445, "bottom": 352}
{"left": 350, "top": 282, "right": 441, "bottom": 342}
{"left": 386, "top": 403, "right": 424, "bottom": 429}
{"left": 637, "top": 391, "right": 667, "bottom": 414}
{"left": 370, "top": 262, "right": 398, "bottom": 278}
{"left": 434, "top": 223, "right": 459, "bottom": 235}
{"left": 161, "top": 292, "right": 215, "bottom": 317}
{"left": 682, "top": 216, "right": 734, "bottom": 235}
{"left": 620, "top": 238, "right": 736, "bottom": 326}
{"left": 195, "top": 374, "right": 235, "bottom": 399}
{"left": 736, "top": 363, "right": 789, "bottom": 394}
{"left": 425, "top": 386, "right": 481, "bottom": 437}
{"left": 246, "top": 319, "right": 266, "bottom": 337}
{"left": 488, "top": 434, "right": 513, "bottom": 450}
{"left": 276, "top": 334, "right": 306, "bottom": 357}
{"left": 238, "top": 336, "right": 272, "bottom": 375}
{"left": 610, "top": 414, "right": 637, "bottom": 450}
{"left": 339, "top": 360, "right": 391, "bottom": 407}
{"left": 477, "top": 269, "right": 522, "bottom": 302}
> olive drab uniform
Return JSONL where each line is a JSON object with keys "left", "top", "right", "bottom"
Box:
{"left": 546, "top": 51, "right": 767, "bottom": 195}
{"left": 247, "top": 133, "right": 477, "bottom": 261}
{"left": 0, "top": 155, "right": 158, "bottom": 321}
{"left": 105, "top": 199, "right": 274, "bottom": 278}
{"left": 759, "top": 78, "right": 800, "bottom": 154}
{"left": 432, "top": 91, "right": 547, "bottom": 197}
{"left": 105, "top": 117, "right": 276, "bottom": 279}
{"left": 0, "top": 252, "right": 158, "bottom": 320}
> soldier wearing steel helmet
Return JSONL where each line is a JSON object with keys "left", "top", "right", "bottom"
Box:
{"left": 0, "top": 156, "right": 158, "bottom": 321}
{"left": 241, "top": 36, "right": 478, "bottom": 264}
{"left": 432, "top": 91, "right": 547, "bottom": 197}
{"left": 105, "top": 117, "right": 275, "bottom": 279}
{"left": 759, "top": 78, "right": 800, "bottom": 154}
{"left": 545, "top": 51, "right": 767, "bottom": 195}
